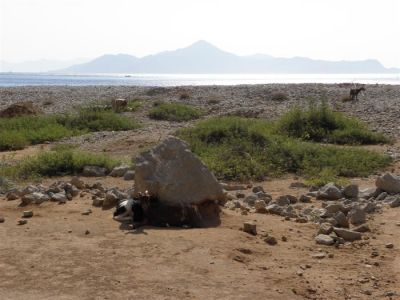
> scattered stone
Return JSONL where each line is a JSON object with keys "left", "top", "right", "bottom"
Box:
{"left": 22, "top": 210, "right": 33, "bottom": 218}
{"left": 92, "top": 198, "right": 104, "bottom": 207}
{"left": 51, "top": 192, "right": 67, "bottom": 203}
{"left": 359, "top": 187, "right": 379, "bottom": 199}
{"left": 317, "top": 183, "right": 342, "bottom": 200}
{"left": 275, "top": 196, "right": 290, "bottom": 206}
{"left": 315, "top": 234, "right": 335, "bottom": 245}
{"left": 243, "top": 222, "right": 257, "bottom": 235}
{"left": 318, "top": 223, "right": 333, "bottom": 235}
{"left": 6, "top": 191, "right": 19, "bottom": 201}
{"left": 362, "top": 202, "right": 377, "bottom": 213}
{"left": 82, "top": 209, "right": 92, "bottom": 215}
{"left": 299, "top": 195, "right": 312, "bottom": 203}
{"left": 376, "top": 192, "right": 388, "bottom": 201}
{"left": 266, "top": 204, "right": 283, "bottom": 215}
{"left": 333, "top": 228, "right": 362, "bottom": 241}
{"left": 353, "top": 224, "right": 371, "bottom": 233}
{"left": 348, "top": 207, "right": 366, "bottom": 225}
{"left": 296, "top": 217, "right": 308, "bottom": 223}
{"left": 312, "top": 252, "right": 326, "bottom": 259}
{"left": 18, "top": 219, "right": 27, "bottom": 225}
{"left": 254, "top": 200, "right": 267, "bottom": 213}
{"left": 244, "top": 195, "right": 257, "bottom": 206}
{"left": 110, "top": 165, "right": 130, "bottom": 177}
{"left": 85, "top": 230, "right": 90, "bottom": 235}
{"left": 325, "top": 203, "right": 345, "bottom": 214}
{"left": 389, "top": 197, "right": 400, "bottom": 208}
{"left": 70, "top": 177, "right": 85, "bottom": 189}
{"left": 236, "top": 192, "right": 245, "bottom": 198}
{"left": 343, "top": 184, "right": 359, "bottom": 199}
{"left": 385, "top": 243, "right": 394, "bottom": 249}
{"left": 82, "top": 165, "right": 108, "bottom": 177}
{"left": 103, "top": 191, "right": 119, "bottom": 208}
{"left": 123, "top": 170, "right": 135, "bottom": 181}
{"left": 264, "top": 236, "right": 277, "bottom": 245}
{"left": 0, "top": 216, "right": 4, "bottom": 223}
{"left": 333, "top": 211, "right": 349, "bottom": 228}
{"left": 375, "top": 173, "right": 400, "bottom": 193}
{"left": 252, "top": 186, "right": 265, "bottom": 193}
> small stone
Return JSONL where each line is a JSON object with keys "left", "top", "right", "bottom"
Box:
{"left": 385, "top": 243, "right": 394, "bottom": 249}
{"left": 252, "top": 186, "right": 265, "bottom": 193}
{"left": 18, "top": 219, "right": 27, "bottom": 225}
{"left": 92, "top": 198, "right": 104, "bottom": 207}
{"left": 123, "top": 170, "right": 135, "bottom": 181}
{"left": 254, "top": 200, "right": 267, "bottom": 213}
{"left": 318, "top": 223, "right": 333, "bottom": 235}
{"left": 299, "top": 195, "right": 312, "bottom": 203}
{"left": 81, "top": 209, "right": 92, "bottom": 216}
{"left": 0, "top": 216, "right": 5, "bottom": 223}
{"left": 343, "top": 184, "right": 359, "bottom": 199}
{"left": 312, "top": 252, "right": 326, "bottom": 259}
{"left": 333, "top": 228, "right": 362, "bottom": 241}
{"left": 85, "top": 230, "right": 90, "bottom": 235}
{"left": 281, "top": 236, "right": 288, "bottom": 242}
{"left": 82, "top": 165, "right": 107, "bottom": 177}
{"left": 348, "top": 207, "right": 366, "bottom": 225}
{"left": 70, "top": 177, "right": 85, "bottom": 189}
{"left": 353, "top": 224, "right": 370, "bottom": 233}
{"left": 264, "top": 236, "right": 277, "bottom": 245}
{"left": 243, "top": 222, "right": 257, "bottom": 235}
{"left": 315, "top": 234, "right": 335, "bottom": 246}
{"left": 22, "top": 210, "right": 33, "bottom": 218}
{"left": 6, "top": 191, "right": 19, "bottom": 201}
{"left": 109, "top": 165, "right": 130, "bottom": 177}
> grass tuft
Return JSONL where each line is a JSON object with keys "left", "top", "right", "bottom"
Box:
{"left": 149, "top": 103, "right": 203, "bottom": 122}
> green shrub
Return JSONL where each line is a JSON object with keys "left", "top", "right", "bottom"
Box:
{"left": 275, "top": 100, "right": 389, "bottom": 145}
{"left": 0, "top": 111, "right": 139, "bottom": 151}
{"left": 0, "top": 148, "right": 119, "bottom": 180}
{"left": 149, "top": 103, "right": 203, "bottom": 122}
{"left": 178, "top": 116, "right": 391, "bottom": 183}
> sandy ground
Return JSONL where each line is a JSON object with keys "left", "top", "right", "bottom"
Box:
{"left": 1, "top": 84, "right": 400, "bottom": 299}
{"left": 1, "top": 177, "right": 400, "bottom": 300}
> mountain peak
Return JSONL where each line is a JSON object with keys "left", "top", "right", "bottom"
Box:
{"left": 186, "top": 40, "right": 220, "bottom": 51}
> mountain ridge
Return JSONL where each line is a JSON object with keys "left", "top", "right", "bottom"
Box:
{"left": 54, "top": 41, "right": 400, "bottom": 74}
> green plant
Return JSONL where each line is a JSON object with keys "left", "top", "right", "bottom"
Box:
{"left": 177, "top": 116, "right": 391, "bottom": 183}
{"left": 275, "top": 100, "right": 389, "bottom": 145}
{"left": 0, "top": 148, "right": 120, "bottom": 180}
{"left": 149, "top": 103, "right": 203, "bottom": 122}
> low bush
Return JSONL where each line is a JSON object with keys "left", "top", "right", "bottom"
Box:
{"left": 149, "top": 103, "right": 203, "bottom": 122}
{"left": 0, "top": 110, "right": 139, "bottom": 151}
{"left": 178, "top": 116, "right": 391, "bottom": 184}
{"left": 275, "top": 101, "right": 389, "bottom": 145}
{"left": 0, "top": 147, "right": 120, "bottom": 180}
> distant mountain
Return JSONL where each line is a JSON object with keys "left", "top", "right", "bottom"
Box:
{"left": 0, "top": 58, "right": 89, "bottom": 73}
{"left": 58, "top": 40, "right": 399, "bottom": 74}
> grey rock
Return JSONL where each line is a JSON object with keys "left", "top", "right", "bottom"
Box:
{"left": 343, "top": 184, "right": 359, "bottom": 199}
{"left": 362, "top": 202, "right": 377, "bottom": 213}
{"left": 359, "top": 187, "right": 379, "bottom": 199}
{"left": 266, "top": 204, "right": 284, "bottom": 215}
{"left": 353, "top": 224, "right": 370, "bottom": 233}
{"left": 21, "top": 192, "right": 49, "bottom": 205}
{"left": 6, "top": 191, "right": 19, "bottom": 201}
{"left": 244, "top": 195, "right": 257, "bottom": 206}
{"left": 254, "top": 200, "right": 267, "bottom": 213}
{"left": 318, "top": 223, "right": 333, "bottom": 235}
{"left": 348, "top": 207, "right": 366, "bottom": 225}
{"left": 299, "top": 195, "right": 312, "bottom": 203}
{"left": 252, "top": 186, "right": 265, "bottom": 193}
{"left": 243, "top": 222, "right": 257, "bottom": 235}
{"left": 92, "top": 198, "right": 104, "bottom": 207}
{"left": 333, "top": 228, "right": 362, "bottom": 241}
{"left": 22, "top": 210, "right": 33, "bottom": 218}
{"left": 317, "top": 183, "right": 342, "bottom": 200}
{"left": 134, "top": 137, "right": 225, "bottom": 205}
{"left": 70, "top": 177, "right": 85, "bottom": 189}
{"left": 103, "top": 191, "right": 119, "bottom": 207}
{"left": 110, "top": 165, "right": 130, "bottom": 177}
{"left": 375, "top": 173, "right": 400, "bottom": 193}
{"left": 275, "top": 196, "right": 290, "bottom": 206}
{"left": 123, "top": 170, "right": 135, "bottom": 181}
{"left": 51, "top": 192, "right": 67, "bottom": 203}
{"left": 315, "top": 234, "right": 334, "bottom": 245}
{"left": 220, "top": 183, "right": 247, "bottom": 191}
{"left": 376, "top": 192, "right": 388, "bottom": 201}
{"left": 264, "top": 236, "right": 277, "bottom": 245}
{"left": 333, "top": 211, "right": 349, "bottom": 228}
{"left": 389, "top": 197, "right": 400, "bottom": 208}
{"left": 325, "top": 203, "right": 345, "bottom": 214}
{"left": 82, "top": 165, "right": 107, "bottom": 177}
{"left": 18, "top": 219, "right": 27, "bottom": 225}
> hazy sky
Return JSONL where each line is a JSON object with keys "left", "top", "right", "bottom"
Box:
{"left": 1, "top": 0, "right": 399, "bottom": 67}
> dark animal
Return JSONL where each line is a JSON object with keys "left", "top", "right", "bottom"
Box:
{"left": 349, "top": 87, "right": 365, "bottom": 101}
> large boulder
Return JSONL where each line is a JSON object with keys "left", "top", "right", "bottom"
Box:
{"left": 375, "top": 173, "right": 400, "bottom": 194}
{"left": 134, "top": 137, "right": 225, "bottom": 205}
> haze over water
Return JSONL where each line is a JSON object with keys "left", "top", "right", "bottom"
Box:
{"left": 1, "top": 73, "right": 399, "bottom": 87}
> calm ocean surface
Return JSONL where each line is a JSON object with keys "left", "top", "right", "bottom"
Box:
{"left": 0, "top": 73, "right": 399, "bottom": 86}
